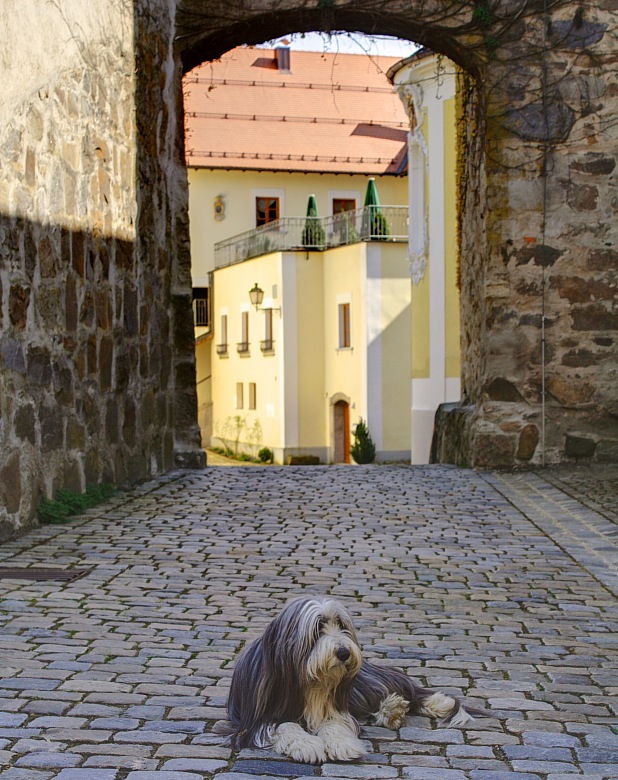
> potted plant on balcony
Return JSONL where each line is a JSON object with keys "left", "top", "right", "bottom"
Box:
{"left": 301, "top": 194, "right": 326, "bottom": 248}
{"left": 362, "top": 178, "right": 389, "bottom": 240}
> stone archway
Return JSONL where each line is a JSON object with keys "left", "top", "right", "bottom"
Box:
{"left": 174, "top": 0, "right": 618, "bottom": 469}
{"left": 1, "top": 0, "right": 616, "bottom": 538}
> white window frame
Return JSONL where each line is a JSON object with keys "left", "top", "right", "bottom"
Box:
{"left": 251, "top": 188, "right": 285, "bottom": 228}
{"left": 329, "top": 190, "right": 362, "bottom": 215}
{"left": 337, "top": 293, "right": 352, "bottom": 350}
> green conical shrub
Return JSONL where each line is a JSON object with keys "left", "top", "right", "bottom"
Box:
{"left": 350, "top": 418, "right": 376, "bottom": 464}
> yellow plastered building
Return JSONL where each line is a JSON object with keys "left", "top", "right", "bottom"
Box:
{"left": 186, "top": 47, "right": 459, "bottom": 464}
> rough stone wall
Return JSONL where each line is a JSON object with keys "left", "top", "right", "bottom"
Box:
{"left": 175, "top": 0, "right": 617, "bottom": 468}
{"left": 466, "top": 1, "right": 618, "bottom": 467}
{"left": 0, "top": 0, "right": 203, "bottom": 540}
{"left": 1, "top": 0, "right": 616, "bottom": 538}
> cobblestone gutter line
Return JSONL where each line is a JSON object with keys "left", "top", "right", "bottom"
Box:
{"left": 481, "top": 470, "right": 618, "bottom": 596}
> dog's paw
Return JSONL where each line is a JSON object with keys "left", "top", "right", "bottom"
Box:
{"left": 273, "top": 722, "right": 327, "bottom": 764}
{"left": 319, "top": 721, "right": 365, "bottom": 761}
{"left": 373, "top": 693, "right": 410, "bottom": 730}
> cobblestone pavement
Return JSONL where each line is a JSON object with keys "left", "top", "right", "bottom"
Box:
{"left": 0, "top": 464, "right": 616, "bottom": 780}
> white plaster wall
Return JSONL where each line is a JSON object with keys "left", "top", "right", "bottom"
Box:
{"left": 0, "top": 0, "right": 133, "bottom": 125}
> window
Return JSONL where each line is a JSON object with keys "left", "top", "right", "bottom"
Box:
{"left": 248, "top": 382, "right": 257, "bottom": 410}
{"left": 261, "top": 308, "right": 274, "bottom": 353}
{"left": 236, "top": 382, "right": 244, "bottom": 409}
{"left": 192, "top": 288, "right": 210, "bottom": 327}
{"left": 338, "top": 302, "right": 351, "bottom": 349}
{"left": 256, "top": 197, "right": 279, "bottom": 227}
{"left": 333, "top": 198, "right": 356, "bottom": 214}
{"left": 237, "top": 310, "right": 249, "bottom": 353}
{"left": 216, "top": 313, "right": 228, "bottom": 355}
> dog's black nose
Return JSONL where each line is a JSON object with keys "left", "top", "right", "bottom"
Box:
{"left": 336, "top": 646, "right": 351, "bottom": 662}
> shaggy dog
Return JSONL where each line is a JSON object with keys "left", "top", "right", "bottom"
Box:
{"left": 223, "top": 596, "right": 482, "bottom": 764}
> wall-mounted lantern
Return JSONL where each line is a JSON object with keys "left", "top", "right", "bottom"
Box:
{"left": 249, "top": 283, "right": 281, "bottom": 315}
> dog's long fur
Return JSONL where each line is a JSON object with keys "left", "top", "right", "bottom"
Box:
{"left": 223, "top": 596, "right": 483, "bottom": 763}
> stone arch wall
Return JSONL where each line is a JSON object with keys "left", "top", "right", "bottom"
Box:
{"left": 0, "top": 0, "right": 616, "bottom": 538}
{"left": 176, "top": 0, "right": 618, "bottom": 468}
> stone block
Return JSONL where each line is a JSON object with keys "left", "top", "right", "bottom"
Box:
{"left": 0, "top": 451, "right": 21, "bottom": 514}
{"left": 40, "top": 404, "right": 64, "bottom": 453}
{"left": 571, "top": 303, "right": 618, "bottom": 331}
{"left": 484, "top": 378, "right": 523, "bottom": 402}
{"left": 561, "top": 349, "right": 597, "bottom": 367}
{"left": 105, "top": 399, "right": 120, "bottom": 444}
{"left": 80, "top": 290, "right": 95, "bottom": 327}
{"left": 72, "top": 231, "right": 85, "bottom": 276}
{"left": 474, "top": 432, "right": 516, "bottom": 468}
{"left": 287, "top": 455, "right": 321, "bottom": 465}
{"left": 65, "top": 274, "right": 78, "bottom": 332}
{"left": 95, "top": 289, "right": 112, "bottom": 330}
{"left": 84, "top": 450, "right": 101, "bottom": 485}
{"left": 516, "top": 424, "right": 539, "bottom": 460}
{"left": 567, "top": 182, "right": 599, "bottom": 211}
{"left": 550, "top": 18, "right": 607, "bottom": 49}
{"left": 587, "top": 248, "right": 617, "bottom": 271}
{"left": 564, "top": 434, "right": 597, "bottom": 459}
{"left": 597, "top": 439, "right": 618, "bottom": 462}
{"left": 9, "top": 284, "right": 30, "bottom": 328}
{"left": 53, "top": 364, "right": 74, "bottom": 405}
{"left": 124, "top": 284, "right": 138, "bottom": 336}
{"left": 99, "top": 336, "right": 113, "bottom": 391}
{"left": 63, "top": 460, "right": 83, "bottom": 494}
{"left": 546, "top": 375, "right": 594, "bottom": 406}
{"left": 140, "top": 388, "right": 156, "bottom": 428}
{"left": 39, "top": 236, "right": 57, "bottom": 278}
{"left": 116, "top": 239, "right": 134, "bottom": 270}
{"left": 571, "top": 152, "right": 615, "bottom": 175}
{"left": 172, "top": 294, "right": 195, "bottom": 346}
{"left": 14, "top": 404, "right": 36, "bottom": 444}
{"left": 174, "top": 448, "right": 206, "bottom": 469}
{"left": 1, "top": 337, "right": 26, "bottom": 373}
{"left": 27, "top": 346, "right": 52, "bottom": 386}
{"left": 504, "top": 100, "right": 575, "bottom": 143}
{"left": 514, "top": 244, "right": 563, "bottom": 268}
{"left": 87, "top": 335, "right": 97, "bottom": 377}
{"left": 123, "top": 398, "right": 136, "bottom": 448}
{"left": 66, "top": 418, "right": 86, "bottom": 450}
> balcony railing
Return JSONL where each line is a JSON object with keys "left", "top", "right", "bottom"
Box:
{"left": 214, "top": 205, "right": 408, "bottom": 268}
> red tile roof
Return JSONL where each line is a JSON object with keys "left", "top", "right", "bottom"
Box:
{"left": 183, "top": 47, "right": 409, "bottom": 175}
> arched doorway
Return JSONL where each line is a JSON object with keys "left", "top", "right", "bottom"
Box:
{"left": 172, "top": 0, "right": 618, "bottom": 470}
{"left": 333, "top": 400, "right": 350, "bottom": 465}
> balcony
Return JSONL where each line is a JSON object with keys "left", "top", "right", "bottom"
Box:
{"left": 237, "top": 342, "right": 250, "bottom": 355}
{"left": 214, "top": 205, "right": 408, "bottom": 269}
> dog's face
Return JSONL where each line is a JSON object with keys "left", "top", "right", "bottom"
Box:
{"left": 270, "top": 597, "right": 362, "bottom": 686}
{"left": 306, "top": 600, "right": 362, "bottom": 684}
